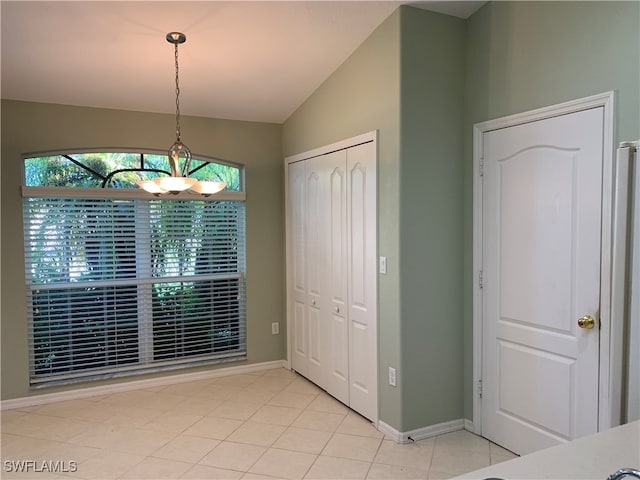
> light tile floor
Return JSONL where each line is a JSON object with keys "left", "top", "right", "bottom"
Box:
{"left": 1, "top": 368, "right": 517, "bottom": 479}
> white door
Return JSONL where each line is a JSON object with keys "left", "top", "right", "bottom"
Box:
{"left": 288, "top": 161, "right": 308, "bottom": 376}
{"left": 324, "top": 151, "right": 350, "bottom": 404}
{"left": 482, "top": 107, "right": 603, "bottom": 455}
{"left": 305, "top": 156, "right": 328, "bottom": 388}
{"left": 287, "top": 133, "right": 378, "bottom": 423}
{"left": 346, "top": 141, "right": 377, "bottom": 421}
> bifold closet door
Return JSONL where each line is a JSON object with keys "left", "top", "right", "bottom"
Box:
{"left": 287, "top": 139, "right": 377, "bottom": 422}
{"left": 288, "top": 152, "right": 344, "bottom": 392}
{"left": 304, "top": 154, "right": 331, "bottom": 389}
{"left": 324, "top": 151, "right": 349, "bottom": 405}
{"left": 346, "top": 141, "right": 377, "bottom": 421}
{"left": 288, "top": 161, "right": 308, "bottom": 377}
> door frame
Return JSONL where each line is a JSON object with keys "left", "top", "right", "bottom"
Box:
{"left": 471, "top": 91, "right": 622, "bottom": 437}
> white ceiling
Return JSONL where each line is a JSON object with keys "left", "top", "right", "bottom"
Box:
{"left": 1, "top": 1, "right": 484, "bottom": 124}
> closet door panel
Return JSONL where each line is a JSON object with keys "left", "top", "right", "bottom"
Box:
{"left": 306, "top": 170, "right": 322, "bottom": 302}
{"left": 347, "top": 142, "right": 377, "bottom": 422}
{"left": 326, "top": 152, "right": 349, "bottom": 403}
{"left": 306, "top": 157, "right": 327, "bottom": 388}
{"left": 329, "top": 311, "right": 349, "bottom": 404}
{"left": 288, "top": 161, "right": 308, "bottom": 375}
{"left": 293, "top": 301, "right": 307, "bottom": 372}
{"left": 307, "top": 304, "right": 322, "bottom": 383}
{"left": 329, "top": 164, "right": 348, "bottom": 306}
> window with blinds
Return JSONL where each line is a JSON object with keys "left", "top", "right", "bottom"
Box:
{"left": 22, "top": 153, "right": 246, "bottom": 386}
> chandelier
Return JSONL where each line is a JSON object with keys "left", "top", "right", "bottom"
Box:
{"left": 139, "top": 32, "right": 226, "bottom": 196}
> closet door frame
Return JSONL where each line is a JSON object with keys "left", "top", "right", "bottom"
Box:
{"left": 285, "top": 131, "right": 378, "bottom": 420}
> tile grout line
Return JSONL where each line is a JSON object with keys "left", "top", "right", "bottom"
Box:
{"left": 2, "top": 369, "right": 503, "bottom": 480}
{"left": 194, "top": 370, "right": 312, "bottom": 478}
{"left": 426, "top": 432, "right": 438, "bottom": 479}
{"left": 363, "top": 432, "right": 386, "bottom": 479}
{"left": 242, "top": 387, "right": 320, "bottom": 478}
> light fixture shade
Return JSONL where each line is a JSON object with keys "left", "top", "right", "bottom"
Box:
{"left": 138, "top": 176, "right": 198, "bottom": 194}
{"left": 138, "top": 180, "right": 168, "bottom": 194}
{"left": 155, "top": 176, "right": 198, "bottom": 194}
{"left": 190, "top": 181, "right": 226, "bottom": 196}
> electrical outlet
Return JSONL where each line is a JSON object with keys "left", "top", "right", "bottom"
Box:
{"left": 271, "top": 322, "right": 280, "bottom": 335}
{"left": 388, "top": 367, "right": 396, "bottom": 387}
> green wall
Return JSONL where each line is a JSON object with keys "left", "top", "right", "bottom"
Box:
{"left": 284, "top": 6, "right": 466, "bottom": 432}
{"left": 399, "top": 8, "right": 466, "bottom": 431}
{"left": 1, "top": 100, "right": 284, "bottom": 400}
{"left": 283, "top": 9, "right": 404, "bottom": 429}
{"left": 463, "top": 1, "right": 640, "bottom": 419}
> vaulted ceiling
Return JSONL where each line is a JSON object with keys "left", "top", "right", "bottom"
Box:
{"left": 1, "top": 1, "right": 484, "bottom": 124}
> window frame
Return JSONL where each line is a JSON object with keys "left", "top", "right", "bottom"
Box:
{"left": 21, "top": 149, "right": 247, "bottom": 387}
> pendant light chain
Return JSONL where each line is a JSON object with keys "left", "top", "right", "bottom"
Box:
{"left": 138, "top": 31, "right": 226, "bottom": 196}
{"left": 174, "top": 41, "right": 182, "bottom": 142}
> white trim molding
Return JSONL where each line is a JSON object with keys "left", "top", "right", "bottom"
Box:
{"left": 1, "top": 360, "right": 287, "bottom": 410}
{"left": 377, "top": 419, "right": 465, "bottom": 444}
{"left": 464, "top": 418, "right": 475, "bottom": 432}
{"left": 284, "top": 131, "right": 376, "bottom": 165}
{"left": 21, "top": 186, "right": 246, "bottom": 202}
{"left": 472, "top": 91, "right": 617, "bottom": 436}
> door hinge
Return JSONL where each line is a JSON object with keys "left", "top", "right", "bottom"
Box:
{"left": 478, "top": 379, "right": 483, "bottom": 399}
{"left": 479, "top": 159, "right": 484, "bottom": 177}
{"left": 478, "top": 270, "right": 484, "bottom": 289}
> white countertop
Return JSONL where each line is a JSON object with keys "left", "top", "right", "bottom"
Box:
{"left": 455, "top": 421, "right": 640, "bottom": 480}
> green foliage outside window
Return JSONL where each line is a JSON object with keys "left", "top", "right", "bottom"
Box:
{"left": 24, "top": 152, "right": 241, "bottom": 190}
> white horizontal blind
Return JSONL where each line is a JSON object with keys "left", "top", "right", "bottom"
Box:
{"left": 23, "top": 196, "right": 246, "bottom": 385}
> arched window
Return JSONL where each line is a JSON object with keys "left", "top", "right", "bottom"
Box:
{"left": 22, "top": 152, "right": 246, "bottom": 386}
{"left": 24, "top": 152, "right": 242, "bottom": 190}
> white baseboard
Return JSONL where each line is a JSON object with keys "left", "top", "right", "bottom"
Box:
{"left": 377, "top": 418, "right": 465, "bottom": 444}
{"left": 377, "top": 420, "right": 407, "bottom": 443}
{"left": 1, "top": 360, "right": 287, "bottom": 410}
{"left": 464, "top": 418, "right": 476, "bottom": 432}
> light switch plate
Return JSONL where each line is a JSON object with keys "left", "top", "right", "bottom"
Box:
{"left": 379, "top": 256, "right": 387, "bottom": 274}
{"left": 388, "top": 367, "right": 396, "bottom": 386}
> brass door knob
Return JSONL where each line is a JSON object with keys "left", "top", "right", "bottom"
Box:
{"left": 578, "top": 315, "right": 596, "bottom": 329}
